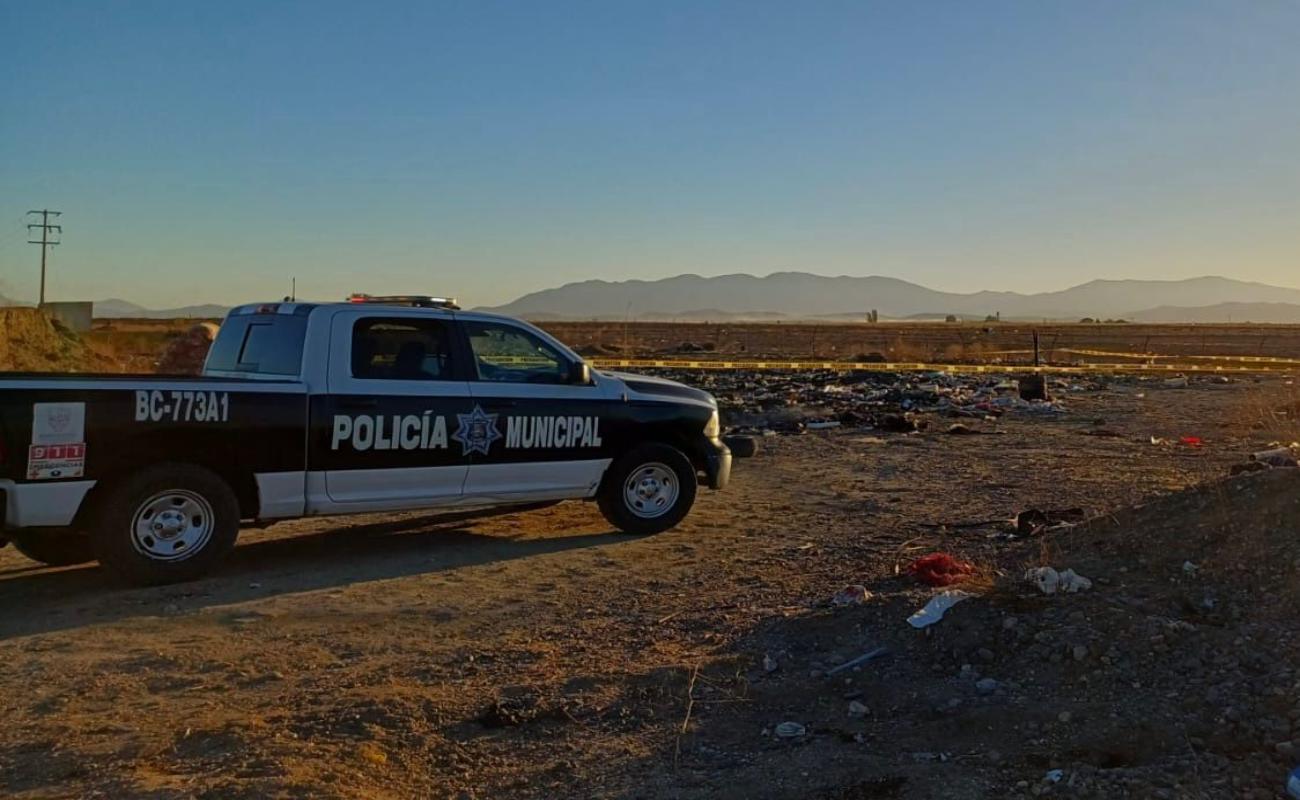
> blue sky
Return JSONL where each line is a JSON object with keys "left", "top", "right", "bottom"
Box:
{"left": 2, "top": 0, "right": 1298, "bottom": 308}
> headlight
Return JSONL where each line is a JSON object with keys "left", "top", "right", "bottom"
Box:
{"left": 704, "top": 409, "right": 720, "bottom": 438}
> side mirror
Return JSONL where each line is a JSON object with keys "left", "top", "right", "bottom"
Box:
{"left": 568, "top": 361, "right": 592, "bottom": 385}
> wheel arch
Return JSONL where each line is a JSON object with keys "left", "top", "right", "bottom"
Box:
{"left": 75, "top": 456, "right": 258, "bottom": 528}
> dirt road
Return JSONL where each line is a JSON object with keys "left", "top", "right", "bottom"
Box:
{"left": 1, "top": 379, "right": 1294, "bottom": 799}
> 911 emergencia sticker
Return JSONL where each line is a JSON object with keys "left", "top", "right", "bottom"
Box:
{"left": 28, "top": 402, "right": 88, "bottom": 479}
{"left": 27, "top": 443, "right": 86, "bottom": 480}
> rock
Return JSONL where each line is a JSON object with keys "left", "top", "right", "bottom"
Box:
{"left": 762, "top": 655, "right": 778, "bottom": 673}
{"left": 848, "top": 701, "right": 869, "bottom": 717}
{"left": 976, "top": 678, "right": 1000, "bottom": 695}
{"left": 1073, "top": 645, "right": 1089, "bottom": 662}
{"left": 774, "top": 721, "right": 806, "bottom": 739}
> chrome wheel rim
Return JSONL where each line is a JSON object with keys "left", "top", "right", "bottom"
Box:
{"left": 624, "top": 462, "right": 679, "bottom": 519}
{"left": 130, "top": 490, "right": 215, "bottom": 562}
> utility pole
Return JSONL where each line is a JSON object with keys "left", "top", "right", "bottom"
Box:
{"left": 26, "top": 209, "right": 63, "bottom": 306}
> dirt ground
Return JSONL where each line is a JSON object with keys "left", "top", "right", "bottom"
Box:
{"left": 2, "top": 376, "right": 1298, "bottom": 799}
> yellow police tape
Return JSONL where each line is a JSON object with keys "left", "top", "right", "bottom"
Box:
{"left": 587, "top": 358, "right": 1296, "bottom": 375}
{"left": 1059, "top": 348, "right": 1300, "bottom": 365}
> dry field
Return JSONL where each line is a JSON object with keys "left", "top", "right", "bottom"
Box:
{"left": 539, "top": 321, "right": 1300, "bottom": 364}
{"left": 2, "top": 373, "right": 1298, "bottom": 799}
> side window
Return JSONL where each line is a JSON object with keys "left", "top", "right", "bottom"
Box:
{"left": 350, "top": 318, "right": 452, "bottom": 381}
{"left": 464, "top": 321, "right": 568, "bottom": 384}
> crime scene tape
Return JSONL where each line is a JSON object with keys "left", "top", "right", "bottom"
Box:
{"left": 587, "top": 358, "right": 1296, "bottom": 375}
{"left": 1059, "top": 348, "right": 1300, "bottom": 365}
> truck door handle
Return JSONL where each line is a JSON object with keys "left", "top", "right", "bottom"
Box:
{"left": 339, "top": 399, "right": 378, "bottom": 409}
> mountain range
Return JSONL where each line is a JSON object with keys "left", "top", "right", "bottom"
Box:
{"left": 478, "top": 273, "right": 1300, "bottom": 322}
{"left": 5, "top": 274, "right": 1300, "bottom": 322}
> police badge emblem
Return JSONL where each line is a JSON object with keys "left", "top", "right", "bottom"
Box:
{"left": 452, "top": 404, "right": 502, "bottom": 456}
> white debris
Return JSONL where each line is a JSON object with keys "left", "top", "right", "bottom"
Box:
{"left": 1045, "top": 769, "right": 1064, "bottom": 783}
{"left": 1183, "top": 560, "right": 1200, "bottom": 574}
{"left": 1025, "top": 567, "right": 1093, "bottom": 595}
{"left": 907, "top": 590, "right": 973, "bottom": 628}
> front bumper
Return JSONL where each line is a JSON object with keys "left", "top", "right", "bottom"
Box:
{"left": 699, "top": 437, "right": 733, "bottom": 490}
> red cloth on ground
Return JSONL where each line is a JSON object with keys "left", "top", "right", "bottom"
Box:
{"left": 907, "top": 553, "right": 974, "bottom": 587}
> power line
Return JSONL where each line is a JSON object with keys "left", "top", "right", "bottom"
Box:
{"left": 26, "top": 209, "right": 63, "bottom": 306}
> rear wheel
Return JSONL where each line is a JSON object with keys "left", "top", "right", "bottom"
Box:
{"left": 597, "top": 443, "right": 697, "bottom": 535}
{"left": 91, "top": 464, "right": 240, "bottom": 586}
{"left": 8, "top": 532, "right": 96, "bottom": 567}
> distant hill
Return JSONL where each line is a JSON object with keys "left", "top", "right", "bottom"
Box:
{"left": 1126, "top": 302, "right": 1300, "bottom": 324}
{"left": 479, "top": 273, "right": 1300, "bottom": 322}
{"left": 96, "top": 298, "right": 229, "bottom": 319}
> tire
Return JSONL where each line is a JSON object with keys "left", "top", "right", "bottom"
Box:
{"left": 597, "top": 443, "right": 698, "bottom": 536}
{"left": 723, "top": 435, "right": 758, "bottom": 459}
{"left": 91, "top": 464, "right": 241, "bottom": 586}
{"left": 8, "top": 532, "right": 96, "bottom": 567}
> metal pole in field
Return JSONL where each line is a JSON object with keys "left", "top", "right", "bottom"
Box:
{"left": 26, "top": 209, "right": 63, "bottom": 307}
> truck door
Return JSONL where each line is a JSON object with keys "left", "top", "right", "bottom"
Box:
{"left": 314, "top": 309, "right": 473, "bottom": 507}
{"left": 460, "top": 320, "right": 613, "bottom": 500}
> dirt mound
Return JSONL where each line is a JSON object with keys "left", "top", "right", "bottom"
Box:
{"left": 0, "top": 308, "right": 117, "bottom": 372}
{"left": 156, "top": 322, "right": 218, "bottom": 374}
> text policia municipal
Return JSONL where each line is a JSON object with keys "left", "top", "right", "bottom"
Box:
{"left": 331, "top": 409, "right": 603, "bottom": 453}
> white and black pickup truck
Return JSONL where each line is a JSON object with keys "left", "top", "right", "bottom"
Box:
{"left": 0, "top": 296, "right": 752, "bottom": 585}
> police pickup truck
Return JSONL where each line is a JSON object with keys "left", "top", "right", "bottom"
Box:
{"left": 0, "top": 295, "right": 750, "bottom": 585}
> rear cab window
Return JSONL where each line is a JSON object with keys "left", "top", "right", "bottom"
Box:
{"left": 205, "top": 314, "right": 308, "bottom": 378}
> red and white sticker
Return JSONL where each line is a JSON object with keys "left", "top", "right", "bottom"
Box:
{"left": 27, "top": 443, "right": 87, "bottom": 480}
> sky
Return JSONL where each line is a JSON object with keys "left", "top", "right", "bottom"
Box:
{"left": 2, "top": 0, "right": 1299, "bottom": 309}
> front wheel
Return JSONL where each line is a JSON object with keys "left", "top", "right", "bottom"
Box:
{"left": 91, "top": 464, "right": 241, "bottom": 586}
{"left": 8, "top": 532, "right": 96, "bottom": 567}
{"left": 597, "top": 443, "right": 698, "bottom": 535}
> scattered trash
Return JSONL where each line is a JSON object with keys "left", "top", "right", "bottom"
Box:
{"left": 1045, "top": 769, "right": 1064, "bottom": 783}
{"left": 1025, "top": 567, "right": 1092, "bottom": 595}
{"left": 825, "top": 646, "right": 889, "bottom": 676}
{"left": 1286, "top": 765, "right": 1300, "bottom": 799}
{"left": 806, "top": 420, "right": 842, "bottom": 430}
{"left": 774, "top": 721, "right": 806, "bottom": 739}
{"left": 907, "top": 553, "right": 975, "bottom": 586}
{"left": 1014, "top": 507, "right": 1086, "bottom": 536}
{"left": 1183, "top": 561, "right": 1200, "bottom": 574}
{"left": 946, "top": 423, "right": 980, "bottom": 435}
{"left": 1162, "top": 377, "right": 1189, "bottom": 389}
{"left": 832, "top": 585, "right": 873, "bottom": 605}
{"left": 1180, "top": 435, "right": 1204, "bottom": 447}
{"left": 847, "top": 700, "right": 869, "bottom": 717}
{"left": 907, "top": 590, "right": 973, "bottom": 628}
{"left": 1150, "top": 435, "right": 1169, "bottom": 445}
{"left": 1253, "top": 448, "right": 1300, "bottom": 468}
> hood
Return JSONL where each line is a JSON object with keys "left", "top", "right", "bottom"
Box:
{"left": 600, "top": 371, "right": 716, "bottom": 408}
